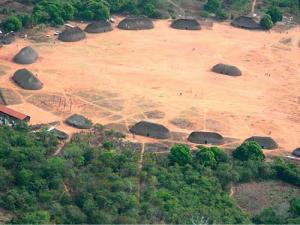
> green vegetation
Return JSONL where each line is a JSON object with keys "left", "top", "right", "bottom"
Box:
{"left": 0, "top": 125, "right": 300, "bottom": 224}
{"left": 233, "top": 141, "right": 265, "bottom": 161}
{"left": 260, "top": 14, "right": 274, "bottom": 29}
{"left": 266, "top": 6, "right": 283, "bottom": 23}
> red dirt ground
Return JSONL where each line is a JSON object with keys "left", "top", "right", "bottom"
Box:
{"left": 0, "top": 19, "right": 299, "bottom": 153}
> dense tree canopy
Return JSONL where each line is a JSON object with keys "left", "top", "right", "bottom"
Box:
{"left": 0, "top": 125, "right": 299, "bottom": 224}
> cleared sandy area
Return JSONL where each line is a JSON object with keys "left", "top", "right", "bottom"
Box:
{"left": 0, "top": 19, "right": 299, "bottom": 152}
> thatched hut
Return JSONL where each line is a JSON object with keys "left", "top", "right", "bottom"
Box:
{"left": 244, "top": 136, "right": 278, "bottom": 150}
{"left": 51, "top": 128, "right": 69, "bottom": 140}
{"left": 212, "top": 63, "right": 242, "bottom": 76}
{"left": 58, "top": 27, "right": 86, "bottom": 42}
{"left": 12, "top": 69, "right": 43, "bottom": 90}
{"left": 231, "top": 16, "right": 261, "bottom": 30}
{"left": 1, "top": 33, "right": 15, "bottom": 45}
{"left": 118, "top": 16, "right": 154, "bottom": 30}
{"left": 129, "top": 121, "right": 170, "bottom": 139}
{"left": 14, "top": 46, "right": 38, "bottom": 64}
{"left": 65, "top": 114, "right": 92, "bottom": 129}
{"left": 84, "top": 21, "right": 113, "bottom": 33}
{"left": 188, "top": 131, "right": 224, "bottom": 145}
{"left": 292, "top": 148, "right": 300, "bottom": 157}
{"left": 171, "top": 18, "right": 201, "bottom": 30}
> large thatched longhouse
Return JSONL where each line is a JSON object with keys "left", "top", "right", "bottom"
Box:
{"left": 118, "top": 16, "right": 154, "bottom": 30}
{"left": 188, "top": 131, "right": 224, "bottom": 145}
{"left": 12, "top": 69, "right": 43, "bottom": 90}
{"left": 130, "top": 121, "right": 170, "bottom": 139}
{"left": 171, "top": 18, "right": 201, "bottom": 30}
{"left": 58, "top": 27, "right": 86, "bottom": 42}
{"left": 84, "top": 21, "right": 113, "bottom": 33}
{"left": 212, "top": 63, "right": 242, "bottom": 76}
{"left": 14, "top": 46, "right": 38, "bottom": 64}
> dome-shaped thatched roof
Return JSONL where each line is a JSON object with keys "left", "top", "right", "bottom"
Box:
{"left": 1, "top": 34, "right": 15, "bottom": 45}
{"left": 65, "top": 114, "right": 92, "bottom": 129}
{"left": 188, "top": 131, "right": 224, "bottom": 145}
{"left": 13, "top": 46, "right": 38, "bottom": 64}
{"left": 118, "top": 16, "right": 154, "bottom": 30}
{"left": 231, "top": 16, "right": 261, "bottom": 30}
{"left": 58, "top": 27, "right": 86, "bottom": 42}
{"left": 84, "top": 21, "right": 113, "bottom": 33}
{"left": 12, "top": 69, "right": 43, "bottom": 90}
{"left": 244, "top": 136, "right": 278, "bottom": 150}
{"left": 51, "top": 128, "right": 69, "bottom": 140}
{"left": 212, "top": 63, "right": 242, "bottom": 76}
{"left": 292, "top": 148, "right": 300, "bottom": 157}
{"left": 171, "top": 18, "right": 201, "bottom": 30}
{"left": 129, "top": 121, "right": 170, "bottom": 139}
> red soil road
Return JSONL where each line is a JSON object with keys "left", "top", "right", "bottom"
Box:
{"left": 0, "top": 20, "right": 299, "bottom": 153}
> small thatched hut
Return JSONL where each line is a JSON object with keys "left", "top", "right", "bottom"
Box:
{"left": 58, "top": 27, "right": 86, "bottom": 42}
{"left": 1, "top": 33, "right": 15, "bottom": 45}
{"left": 129, "top": 121, "right": 170, "bottom": 139}
{"left": 212, "top": 63, "right": 242, "bottom": 76}
{"left": 65, "top": 114, "right": 92, "bottom": 129}
{"left": 188, "top": 131, "right": 224, "bottom": 145}
{"left": 171, "top": 18, "right": 201, "bottom": 30}
{"left": 14, "top": 46, "right": 38, "bottom": 64}
{"left": 12, "top": 69, "right": 43, "bottom": 90}
{"left": 51, "top": 128, "right": 69, "bottom": 140}
{"left": 244, "top": 136, "right": 278, "bottom": 150}
{"left": 84, "top": 21, "right": 113, "bottom": 33}
{"left": 292, "top": 148, "right": 300, "bottom": 157}
{"left": 118, "top": 16, "right": 154, "bottom": 30}
{"left": 231, "top": 16, "right": 261, "bottom": 30}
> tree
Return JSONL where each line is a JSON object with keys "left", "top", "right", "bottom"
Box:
{"left": 204, "top": 0, "right": 221, "bottom": 13}
{"left": 169, "top": 144, "right": 192, "bottom": 166}
{"left": 195, "top": 149, "right": 217, "bottom": 167}
{"left": 260, "top": 14, "right": 274, "bottom": 30}
{"left": 266, "top": 7, "right": 283, "bottom": 23}
{"left": 232, "top": 141, "right": 265, "bottom": 161}
{"left": 1, "top": 15, "right": 22, "bottom": 32}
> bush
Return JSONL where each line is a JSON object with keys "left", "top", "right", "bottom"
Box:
{"left": 204, "top": 0, "right": 221, "bottom": 13}
{"left": 290, "top": 197, "right": 300, "bottom": 216}
{"left": 169, "top": 144, "right": 192, "bottom": 166}
{"left": 260, "top": 14, "right": 274, "bottom": 30}
{"left": 103, "top": 141, "right": 114, "bottom": 150}
{"left": 232, "top": 141, "right": 265, "bottom": 161}
{"left": 266, "top": 7, "right": 283, "bottom": 23}
{"left": 215, "top": 9, "right": 228, "bottom": 20}
{"left": 1, "top": 15, "right": 22, "bottom": 32}
{"left": 252, "top": 208, "right": 284, "bottom": 224}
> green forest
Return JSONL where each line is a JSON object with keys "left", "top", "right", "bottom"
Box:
{"left": 1, "top": 124, "right": 300, "bottom": 224}
{"left": 0, "top": 0, "right": 299, "bottom": 31}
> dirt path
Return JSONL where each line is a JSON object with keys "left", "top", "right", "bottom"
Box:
{"left": 137, "top": 143, "right": 145, "bottom": 201}
{"left": 53, "top": 137, "right": 70, "bottom": 156}
{"left": 167, "top": 0, "right": 185, "bottom": 17}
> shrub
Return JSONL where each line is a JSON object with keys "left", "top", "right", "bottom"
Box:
{"left": 290, "top": 197, "right": 300, "bottom": 216}
{"left": 215, "top": 9, "right": 228, "bottom": 20}
{"left": 252, "top": 208, "right": 284, "bottom": 224}
{"left": 204, "top": 0, "right": 221, "bottom": 13}
{"left": 232, "top": 141, "right": 265, "bottom": 161}
{"left": 1, "top": 15, "right": 22, "bottom": 32}
{"left": 260, "top": 14, "right": 274, "bottom": 30}
{"left": 103, "top": 141, "right": 114, "bottom": 150}
{"left": 169, "top": 144, "right": 192, "bottom": 166}
{"left": 266, "top": 6, "right": 283, "bottom": 23}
